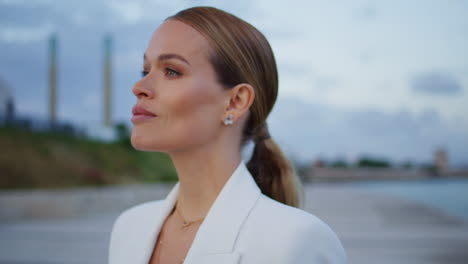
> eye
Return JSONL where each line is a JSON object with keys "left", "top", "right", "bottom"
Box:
{"left": 165, "top": 68, "right": 181, "bottom": 77}
{"left": 141, "top": 70, "right": 149, "bottom": 78}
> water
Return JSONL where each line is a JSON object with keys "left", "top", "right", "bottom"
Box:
{"left": 344, "top": 177, "right": 468, "bottom": 221}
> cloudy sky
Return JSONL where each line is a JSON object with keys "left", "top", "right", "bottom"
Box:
{"left": 0, "top": 0, "right": 467, "bottom": 166}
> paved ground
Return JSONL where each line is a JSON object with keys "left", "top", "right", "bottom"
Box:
{"left": 303, "top": 184, "right": 468, "bottom": 264}
{"left": 0, "top": 183, "right": 467, "bottom": 264}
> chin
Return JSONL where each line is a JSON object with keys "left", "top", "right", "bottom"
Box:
{"left": 131, "top": 132, "right": 152, "bottom": 151}
{"left": 130, "top": 132, "right": 167, "bottom": 152}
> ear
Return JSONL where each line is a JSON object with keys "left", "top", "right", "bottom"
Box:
{"left": 222, "top": 83, "right": 255, "bottom": 123}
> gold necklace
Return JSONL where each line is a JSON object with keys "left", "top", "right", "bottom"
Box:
{"left": 174, "top": 202, "right": 205, "bottom": 229}
{"left": 155, "top": 203, "right": 205, "bottom": 264}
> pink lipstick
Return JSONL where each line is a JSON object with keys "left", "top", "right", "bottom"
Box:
{"left": 131, "top": 105, "right": 157, "bottom": 123}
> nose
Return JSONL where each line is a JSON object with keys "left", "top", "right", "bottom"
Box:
{"left": 132, "top": 76, "right": 155, "bottom": 99}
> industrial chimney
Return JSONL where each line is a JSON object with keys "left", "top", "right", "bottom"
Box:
{"left": 49, "top": 34, "right": 58, "bottom": 124}
{"left": 103, "top": 34, "right": 113, "bottom": 127}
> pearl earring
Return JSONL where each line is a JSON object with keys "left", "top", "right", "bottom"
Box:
{"left": 223, "top": 114, "right": 234, "bottom": 125}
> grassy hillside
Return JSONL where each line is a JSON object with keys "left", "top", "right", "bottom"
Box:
{"left": 0, "top": 127, "right": 178, "bottom": 189}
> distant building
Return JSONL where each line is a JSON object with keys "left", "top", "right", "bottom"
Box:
{"left": 434, "top": 148, "right": 449, "bottom": 175}
{"left": 313, "top": 159, "right": 326, "bottom": 168}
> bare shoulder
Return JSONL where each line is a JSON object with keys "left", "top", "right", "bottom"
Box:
{"left": 238, "top": 195, "right": 347, "bottom": 263}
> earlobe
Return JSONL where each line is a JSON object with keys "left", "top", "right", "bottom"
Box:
{"left": 223, "top": 114, "right": 234, "bottom": 125}
{"left": 221, "top": 83, "right": 254, "bottom": 126}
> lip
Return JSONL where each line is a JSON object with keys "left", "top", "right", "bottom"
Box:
{"left": 131, "top": 105, "right": 157, "bottom": 123}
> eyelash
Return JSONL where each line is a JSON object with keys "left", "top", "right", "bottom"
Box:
{"left": 165, "top": 68, "right": 181, "bottom": 77}
{"left": 141, "top": 68, "right": 181, "bottom": 78}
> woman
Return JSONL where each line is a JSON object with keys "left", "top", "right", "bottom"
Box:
{"left": 109, "top": 6, "right": 346, "bottom": 264}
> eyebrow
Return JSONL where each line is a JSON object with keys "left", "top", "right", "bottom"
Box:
{"left": 144, "top": 53, "right": 191, "bottom": 66}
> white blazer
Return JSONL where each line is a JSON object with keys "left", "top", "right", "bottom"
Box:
{"left": 108, "top": 160, "right": 347, "bottom": 264}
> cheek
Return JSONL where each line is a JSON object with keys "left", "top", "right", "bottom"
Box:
{"left": 168, "top": 81, "right": 223, "bottom": 135}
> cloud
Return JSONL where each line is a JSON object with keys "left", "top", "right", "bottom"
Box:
{"left": 277, "top": 61, "right": 311, "bottom": 78}
{"left": 0, "top": 24, "right": 54, "bottom": 43}
{"left": 107, "top": 2, "right": 145, "bottom": 24}
{"left": 359, "top": 50, "right": 373, "bottom": 65}
{"left": 313, "top": 75, "right": 341, "bottom": 90}
{"left": 0, "top": 4, "right": 52, "bottom": 27}
{"left": 355, "top": 4, "right": 378, "bottom": 20}
{"left": 410, "top": 71, "right": 464, "bottom": 95}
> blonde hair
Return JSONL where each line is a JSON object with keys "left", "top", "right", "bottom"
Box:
{"left": 168, "top": 7, "right": 304, "bottom": 208}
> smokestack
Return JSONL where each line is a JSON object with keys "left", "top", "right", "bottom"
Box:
{"left": 103, "top": 34, "right": 113, "bottom": 127}
{"left": 48, "top": 34, "right": 58, "bottom": 123}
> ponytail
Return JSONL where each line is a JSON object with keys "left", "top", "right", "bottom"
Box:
{"left": 245, "top": 123, "right": 304, "bottom": 208}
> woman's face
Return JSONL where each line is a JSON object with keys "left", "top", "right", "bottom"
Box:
{"left": 131, "top": 19, "right": 229, "bottom": 152}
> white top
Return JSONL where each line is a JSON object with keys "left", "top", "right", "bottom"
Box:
{"left": 108, "top": 160, "right": 347, "bottom": 264}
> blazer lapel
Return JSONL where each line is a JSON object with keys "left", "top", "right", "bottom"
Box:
{"left": 136, "top": 182, "right": 180, "bottom": 264}
{"left": 183, "top": 160, "right": 261, "bottom": 264}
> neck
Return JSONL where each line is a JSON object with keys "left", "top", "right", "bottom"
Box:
{"left": 168, "top": 139, "right": 242, "bottom": 222}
